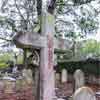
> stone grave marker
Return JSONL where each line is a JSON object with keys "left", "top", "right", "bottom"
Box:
{"left": 22, "top": 69, "right": 33, "bottom": 85}
{"left": 61, "top": 69, "right": 68, "bottom": 83}
{"left": 73, "top": 69, "right": 85, "bottom": 91}
{"left": 55, "top": 73, "right": 61, "bottom": 82}
{"left": 55, "top": 72, "right": 61, "bottom": 86}
{"left": 73, "top": 86, "right": 96, "bottom": 100}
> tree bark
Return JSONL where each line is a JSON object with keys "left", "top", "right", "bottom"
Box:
{"left": 23, "top": 49, "right": 27, "bottom": 68}
{"left": 39, "top": 0, "right": 56, "bottom": 100}
{"left": 35, "top": 0, "right": 42, "bottom": 100}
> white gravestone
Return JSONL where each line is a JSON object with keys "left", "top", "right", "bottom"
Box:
{"left": 61, "top": 69, "right": 68, "bottom": 83}
{"left": 73, "top": 69, "right": 85, "bottom": 90}
{"left": 22, "top": 69, "right": 33, "bottom": 84}
{"left": 73, "top": 86, "right": 96, "bottom": 100}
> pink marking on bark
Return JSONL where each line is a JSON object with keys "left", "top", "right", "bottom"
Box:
{"left": 47, "top": 34, "right": 53, "bottom": 69}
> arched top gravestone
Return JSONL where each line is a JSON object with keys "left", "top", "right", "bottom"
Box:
{"left": 73, "top": 69, "right": 85, "bottom": 91}
{"left": 73, "top": 87, "right": 96, "bottom": 100}
{"left": 61, "top": 69, "right": 68, "bottom": 83}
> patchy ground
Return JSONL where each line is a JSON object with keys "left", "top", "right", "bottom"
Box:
{"left": 56, "top": 82, "right": 100, "bottom": 100}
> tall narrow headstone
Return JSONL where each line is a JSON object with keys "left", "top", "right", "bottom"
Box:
{"left": 61, "top": 69, "right": 68, "bottom": 83}
{"left": 73, "top": 69, "right": 85, "bottom": 91}
{"left": 73, "top": 87, "right": 96, "bottom": 100}
{"left": 55, "top": 72, "right": 61, "bottom": 85}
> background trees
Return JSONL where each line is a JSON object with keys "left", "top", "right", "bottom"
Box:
{"left": 0, "top": 0, "right": 100, "bottom": 62}
{"left": 79, "top": 39, "right": 100, "bottom": 58}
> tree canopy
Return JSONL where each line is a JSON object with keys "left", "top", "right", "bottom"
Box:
{"left": 79, "top": 39, "right": 100, "bottom": 58}
{"left": 0, "top": 0, "right": 100, "bottom": 56}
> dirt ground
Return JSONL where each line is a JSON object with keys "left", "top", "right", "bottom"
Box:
{"left": 56, "top": 81, "right": 100, "bottom": 100}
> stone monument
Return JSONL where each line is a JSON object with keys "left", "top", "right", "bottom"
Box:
{"left": 73, "top": 69, "right": 85, "bottom": 91}
{"left": 73, "top": 86, "right": 96, "bottom": 100}
{"left": 61, "top": 69, "right": 68, "bottom": 83}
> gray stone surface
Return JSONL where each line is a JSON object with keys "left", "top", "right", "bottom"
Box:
{"left": 73, "top": 87, "right": 96, "bottom": 100}
{"left": 73, "top": 69, "right": 85, "bottom": 91}
{"left": 61, "top": 69, "right": 68, "bottom": 83}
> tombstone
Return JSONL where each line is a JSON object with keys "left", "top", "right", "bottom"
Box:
{"left": 73, "top": 86, "right": 96, "bottom": 100}
{"left": 73, "top": 69, "right": 85, "bottom": 91}
{"left": 22, "top": 69, "right": 33, "bottom": 85}
{"left": 61, "top": 69, "right": 68, "bottom": 83}
{"left": 22, "top": 69, "right": 32, "bottom": 78}
{"left": 55, "top": 72, "right": 61, "bottom": 86}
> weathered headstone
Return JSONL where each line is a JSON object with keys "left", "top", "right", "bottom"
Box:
{"left": 61, "top": 69, "right": 68, "bottom": 83}
{"left": 73, "top": 87, "right": 96, "bottom": 100}
{"left": 22, "top": 69, "right": 33, "bottom": 85}
{"left": 55, "top": 72, "right": 61, "bottom": 86}
{"left": 55, "top": 73, "right": 61, "bottom": 82}
{"left": 73, "top": 69, "right": 85, "bottom": 91}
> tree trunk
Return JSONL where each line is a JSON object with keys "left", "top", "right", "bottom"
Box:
{"left": 35, "top": 67, "right": 40, "bottom": 100}
{"left": 72, "top": 40, "right": 76, "bottom": 57}
{"left": 39, "top": 0, "right": 56, "bottom": 100}
{"left": 23, "top": 49, "right": 27, "bottom": 68}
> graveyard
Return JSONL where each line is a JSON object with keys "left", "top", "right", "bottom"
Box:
{"left": 55, "top": 59, "right": 100, "bottom": 100}
{"left": 0, "top": 0, "right": 100, "bottom": 100}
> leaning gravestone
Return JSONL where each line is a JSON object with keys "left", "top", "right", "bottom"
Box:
{"left": 73, "top": 86, "right": 96, "bottom": 100}
{"left": 73, "top": 69, "right": 85, "bottom": 91}
{"left": 61, "top": 69, "right": 68, "bottom": 83}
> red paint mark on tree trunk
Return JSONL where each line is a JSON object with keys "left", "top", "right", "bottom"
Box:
{"left": 47, "top": 34, "right": 53, "bottom": 69}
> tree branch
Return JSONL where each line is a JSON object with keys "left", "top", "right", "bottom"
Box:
{"left": 37, "top": 0, "right": 42, "bottom": 16}
{"left": 48, "top": 0, "right": 56, "bottom": 14}
{"left": 14, "top": 0, "right": 25, "bottom": 21}
{"left": 73, "top": 0, "right": 95, "bottom": 5}
{"left": 0, "top": 37, "right": 12, "bottom": 42}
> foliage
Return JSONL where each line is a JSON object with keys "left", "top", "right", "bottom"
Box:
{"left": 0, "top": 0, "right": 38, "bottom": 51}
{"left": 0, "top": 0, "right": 100, "bottom": 65}
{"left": 56, "top": 1, "right": 100, "bottom": 38}
{"left": 0, "top": 0, "right": 99, "bottom": 40}
{"left": 73, "top": 0, "right": 95, "bottom": 5}
{"left": 0, "top": 52, "right": 23, "bottom": 67}
{"left": 79, "top": 39, "right": 100, "bottom": 57}
{"left": 0, "top": 0, "right": 37, "bottom": 32}
{"left": 58, "top": 60, "right": 100, "bottom": 76}
{"left": 0, "top": 62, "right": 8, "bottom": 69}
